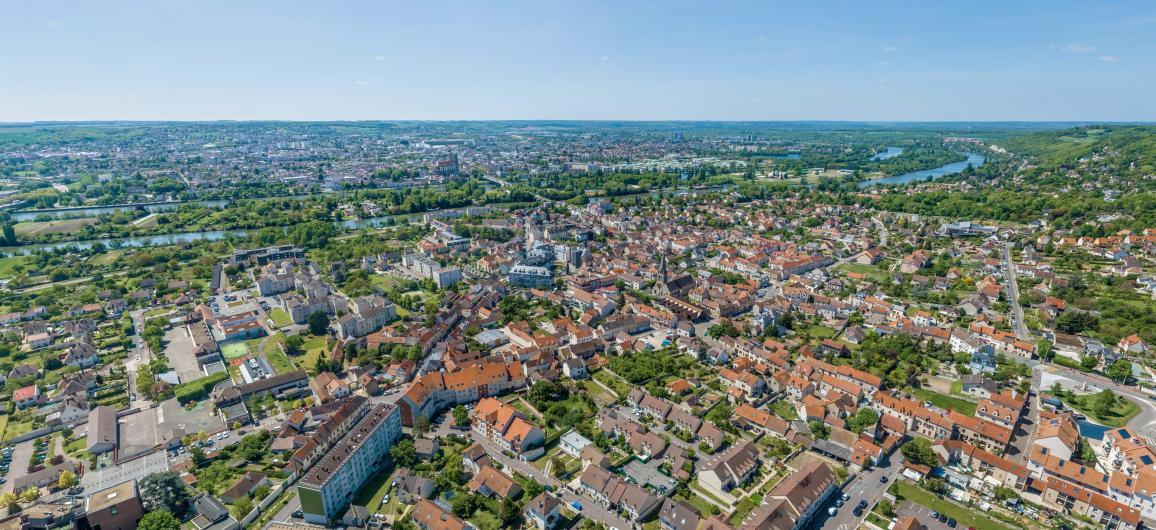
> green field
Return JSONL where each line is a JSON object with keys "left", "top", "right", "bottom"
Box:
{"left": 770, "top": 399, "right": 799, "bottom": 420}
{"left": 298, "top": 334, "right": 329, "bottom": 369}
{"left": 806, "top": 325, "right": 836, "bottom": 339}
{"left": 912, "top": 388, "right": 977, "bottom": 416}
{"left": 265, "top": 346, "right": 296, "bottom": 374}
{"left": 1062, "top": 393, "right": 1141, "bottom": 428}
{"left": 893, "top": 481, "right": 1016, "bottom": 530}
{"left": 221, "top": 342, "right": 251, "bottom": 360}
{"left": 268, "top": 308, "right": 293, "bottom": 328}
{"left": 0, "top": 256, "right": 29, "bottom": 276}
{"left": 835, "top": 262, "right": 890, "bottom": 282}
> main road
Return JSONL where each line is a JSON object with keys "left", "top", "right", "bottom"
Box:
{"left": 1001, "top": 242, "right": 1030, "bottom": 340}
{"left": 811, "top": 456, "right": 903, "bottom": 530}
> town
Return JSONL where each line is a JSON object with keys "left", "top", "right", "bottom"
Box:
{"left": 0, "top": 120, "right": 1154, "bottom": 530}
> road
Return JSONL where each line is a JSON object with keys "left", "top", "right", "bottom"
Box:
{"left": 1001, "top": 242, "right": 1030, "bottom": 341}
{"left": 811, "top": 456, "right": 903, "bottom": 530}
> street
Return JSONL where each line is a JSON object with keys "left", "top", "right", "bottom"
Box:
{"left": 1001, "top": 242, "right": 1030, "bottom": 341}
{"left": 811, "top": 455, "right": 903, "bottom": 530}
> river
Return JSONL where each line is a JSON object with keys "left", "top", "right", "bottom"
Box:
{"left": 869, "top": 147, "right": 904, "bottom": 160}
{"left": 858, "top": 152, "right": 986, "bottom": 188}
{"left": 0, "top": 210, "right": 432, "bottom": 255}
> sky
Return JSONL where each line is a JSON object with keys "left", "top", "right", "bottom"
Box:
{"left": 2, "top": 1, "right": 1155, "bottom": 122}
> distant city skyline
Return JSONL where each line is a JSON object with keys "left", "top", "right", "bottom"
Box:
{"left": 3, "top": 1, "right": 1155, "bottom": 122}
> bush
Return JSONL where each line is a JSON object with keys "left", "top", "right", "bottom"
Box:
{"left": 173, "top": 372, "right": 229, "bottom": 403}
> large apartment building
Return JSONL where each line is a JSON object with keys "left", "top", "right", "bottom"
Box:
{"left": 298, "top": 404, "right": 403, "bottom": 524}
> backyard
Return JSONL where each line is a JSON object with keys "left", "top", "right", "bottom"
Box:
{"left": 892, "top": 481, "right": 1017, "bottom": 530}
{"left": 912, "top": 388, "right": 977, "bottom": 416}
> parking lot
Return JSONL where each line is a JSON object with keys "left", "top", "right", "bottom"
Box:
{"left": 897, "top": 501, "right": 964, "bottom": 530}
{"left": 0, "top": 440, "right": 34, "bottom": 494}
{"left": 160, "top": 398, "right": 225, "bottom": 437}
{"left": 163, "top": 325, "right": 203, "bottom": 382}
{"left": 621, "top": 459, "right": 678, "bottom": 494}
{"left": 81, "top": 451, "right": 169, "bottom": 492}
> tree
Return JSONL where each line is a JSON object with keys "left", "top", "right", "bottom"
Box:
{"left": 138, "top": 510, "right": 182, "bottom": 530}
{"left": 232, "top": 497, "right": 255, "bottom": 520}
{"left": 140, "top": 472, "right": 191, "bottom": 517}
{"left": 390, "top": 437, "right": 417, "bottom": 467}
{"left": 901, "top": 438, "right": 938, "bottom": 467}
{"left": 284, "top": 334, "right": 305, "bottom": 356}
{"left": 846, "top": 408, "right": 879, "bottom": 434}
{"left": 877, "top": 499, "right": 895, "bottom": 517}
{"left": 190, "top": 446, "right": 207, "bottom": 467}
{"left": 56, "top": 470, "right": 78, "bottom": 490}
{"left": 19, "top": 488, "right": 40, "bottom": 503}
{"left": 1107, "top": 359, "right": 1132, "bottom": 384}
{"left": 1093, "top": 389, "right": 1118, "bottom": 418}
{"left": 452, "top": 405, "right": 470, "bottom": 427}
{"left": 499, "top": 497, "right": 520, "bottom": 525}
{"left": 1080, "top": 356, "right": 1099, "bottom": 370}
{"left": 307, "top": 312, "right": 330, "bottom": 336}
{"left": 435, "top": 455, "right": 464, "bottom": 492}
{"left": 413, "top": 415, "right": 431, "bottom": 435}
{"left": 808, "top": 421, "right": 830, "bottom": 440}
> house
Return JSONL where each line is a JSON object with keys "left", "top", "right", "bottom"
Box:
{"left": 14, "top": 384, "right": 40, "bottom": 409}
{"left": 221, "top": 472, "right": 270, "bottom": 504}
{"left": 77, "top": 480, "right": 145, "bottom": 530}
{"left": 578, "top": 465, "right": 662, "bottom": 521}
{"left": 699, "top": 441, "right": 760, "bottom": 495}
{"left": 392, "top": 468, "right": 435, "bottom": 504}
{"left": 525, "top": 492, "right": 562, "bottom": 530}
{"left": 471, "top": 397, "right": 546, "bottom": 459}
{"left": 658, "top": 498, "right": 701, "bottom": 530}
{"left": 467, "top": 464, "right": 523, "bottom": 499}
{"left": 412, "top": 499, "right": 473, "bottom": 530}
{"left": 560, "top": 430, "right": 593, "bottom": 458}
{"left": 741, "top": 462, "right": 837, "bottom": 530}
{"left": 960, "top": 374, "right": 999, "bottom": 399}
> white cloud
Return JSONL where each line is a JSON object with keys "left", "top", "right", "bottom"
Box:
{"left": 600, "top": 56, "right": 609, "bottom": 61}
{"left": 354, "top": 80, "right": 370, "bottom": 86}
{"left": 882, "top": 46, "right": 898, "bottom": 52}
{"left": 374, "top": 55, "right": 387, "bottom": 61}
{"left": 45, "top": 20, "right": 63, "bottom": 28}
{"left": 877, "top": 60, "right": 892, "bottom": 66}
{"left": 877, "top": 77, "right": 887, "bottom": 83}
{"left": 1099, "top": 55, "right": 1120, "bottom": 62}
{"left": 1059, "top": 43, "right": 1096, "bottom": 53}
{"left": 756, "top": 35, "right": 767, "bottom": 42}
{"left": 751, "top": 97, "right": 764, "bottom": 103}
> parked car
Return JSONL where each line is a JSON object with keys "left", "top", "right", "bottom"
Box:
{"left": 291, "top": 511, "right": 303, "bottom": 519}
{"left": 947, "top": 518, "right": 957, "bottom": 528}
{"left": 570, "top": 501, "right": 583, "bottom": 512}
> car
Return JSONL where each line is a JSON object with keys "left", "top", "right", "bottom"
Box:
{"left": 930, "top": 511, "right": 939, "bottom": 520}
{"left": 879, "top": 475, "right": 888, "bottom": 483}
{"left": 947, "top": 518, "right": 957, "bottom": 528}
{"left": 938, "top": 514, "right": 948, "bottom": 523}
{"left": 570, "top": 501, "right": 583, "bottom": 511}
{"left": 291, "top": 511, "right": 303, "bottom": 519}
{"left": 857, "top": 500, "right": 868, "bottom": 510}
{"left": 852, "top": 507, "right": 864, "bottom": 517}
{"left": 383, "top": 495, "right": 390, "bottom": 503}
{"left": 835, "top": 499, "right": 844, "bottom": 508}
{"left": 841, "top": 492, "right": 850, "bottom": 501}
{"left": 827, "top": 507, "right": 838, "bottom": 516}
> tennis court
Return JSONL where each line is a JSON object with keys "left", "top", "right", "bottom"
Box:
{"left": 221, "top": 342, "right": 251, "bottom": 360}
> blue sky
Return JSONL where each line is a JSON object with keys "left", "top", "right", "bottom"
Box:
{"left": 2, "top": 1, "right": 1155, "bottom": 121}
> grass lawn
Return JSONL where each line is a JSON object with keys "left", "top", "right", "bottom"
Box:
{"left": 769, "top": 399, "right": 799, "bottom": 420}
{"left": 265, "top": 346, "right": 296, "bottom": 375}
{"left": 221, "top": 342, "right": 250, "bottom": 360}
{"left": 0, "top": 415, "right": 8, "bottom": 440}
{"left": 1062, "top": 393, "right": 1141, "bottom": 428}
{"left": 352, "top": 467, "right": 396, "bottom": 513}
{"left": 593, "top": 370, "right": 632, "bottom": 398}
{"left": 728, "top": 495, "right": 761, "bottom": 526}
{"left": 268, "top": 308, "right": 293, "bottom": 328}
{"left": 912, "top": 388, "right": 977, "bottom": 416}
{"left": 674, "top": 491, "right": 719, "bottom": 518}
{"left": 835, "top": 262, "right": 889, "bottom": 282}
{"left": 807, "top": 325, "right": 836, "bottom": 339}
{"left": 893, "top": 481, "right": 1016, "bottom": 530}
{"left": 0, "top": 256, "right": 28, "bottom": 276}
{"left": 949, "top": 379, "right": 963, "bottom": 396}
{"left": 298, "top": 334, "right": 329, "bottom": 369}
{"left": 2, "top": 419, "right": 34, "bottom": 442}
{"left": 866, "top": 512, "right": 891, "bottom": 528}
{"left": 65, "top": 436, "right": 87, "bottom": 457}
